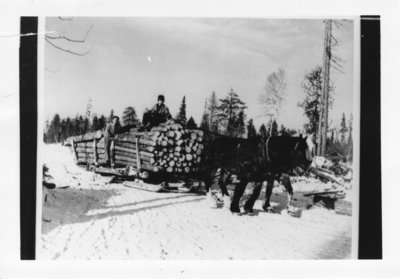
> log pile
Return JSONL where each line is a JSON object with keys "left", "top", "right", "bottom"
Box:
{"left": 72, "top": 123, "right": 204, "bottom": 174}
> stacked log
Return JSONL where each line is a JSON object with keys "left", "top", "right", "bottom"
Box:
{"left": 72, "top": 123, "right": 204, "bottom": 174}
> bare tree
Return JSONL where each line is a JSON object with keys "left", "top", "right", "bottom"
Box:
{"left": 259, "top": 68, "right": 287, "bottom": 136}
{"left": 45, "top": 17, "right": 92, "bottom": 56}
{"left": 317, "top": 19, "right": 349, "bottom": 155}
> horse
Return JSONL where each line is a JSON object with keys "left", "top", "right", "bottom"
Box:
{"left": 196, "top": 134, "right": 315, "bottom": 215}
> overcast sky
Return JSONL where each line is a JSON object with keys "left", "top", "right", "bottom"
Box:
{"left": 44, "top": 17, "right": 354, "bottom": 131}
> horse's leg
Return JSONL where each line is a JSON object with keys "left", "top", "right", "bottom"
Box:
{"left": 244, "top": 181, "right": 262, "bottom": 213}
{"left": 280, "top": 173, "right": 295, "bottom": 213}
{"left": 213, "top": 168, "right": 225, "bottom": 203}
{"left": 202, "top": 171, "right": 214, "bottom": 203}
{"left": 219, "top": 170, "right": 231, "bottom": 208}
{"left": 230, "top": 178, "right": 248, "bottom": 213}
{"left": 263, "top": 178, "right": 275, "bottom": 212}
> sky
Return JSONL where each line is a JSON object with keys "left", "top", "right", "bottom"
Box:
{"left": 44, "top": 17, "right": 354, "bottom": 131}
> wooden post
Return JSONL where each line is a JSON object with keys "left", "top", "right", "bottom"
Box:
{"left": 72, "top": 140, "right": 78, "bottom": 161}
{"left": 111, "top": 139, "right": 115, "bottom": 166}
{"left": 93, "top": 139, "right": 98, "bottom": 165}
{"left": 135, "top": 137, "right": 141, "bottom": 171}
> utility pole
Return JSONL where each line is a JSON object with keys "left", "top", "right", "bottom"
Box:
{"left": 85, "top": 97, "right": 92, "bottom": 133}
{"left": 317, "top": 19, "right": 332, "bottom": 156}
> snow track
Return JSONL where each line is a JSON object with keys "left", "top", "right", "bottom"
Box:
{"left": 40, "top": 144, "right": 352, "bottom": 259}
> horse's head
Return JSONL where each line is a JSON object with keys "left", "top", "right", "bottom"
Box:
{"left": 292, "top": 134, "right": 315, "bottom": 176}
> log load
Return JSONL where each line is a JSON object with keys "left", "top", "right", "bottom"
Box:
{"left": 71, "top": 123, "right": 204, "bottom": 173}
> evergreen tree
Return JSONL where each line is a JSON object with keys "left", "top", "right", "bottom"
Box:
{"left": 298, "top": 66, "right": 334, "bottom": 134}
{"left": 175, "top": 96, "right": 187, "bottom": 127}
{"left": 236, "top": 111, "right": 246, "bottom": 137}
{"left": 83, "top": 117, "right": 90, "bottom": 134}
{"left": 78, "top": 115, "right": 85, "bottom": 135}
{"left": 47, "top": 114, "right": 61, "bottom": 143}
{"left": 122, "top": 106, "right": 138, "bottom": 126}
{"left": 247, "top": 119, "right": 257, "bottom": 138}
{"left": 347, "top": 114, "right": 353, "bottom": 161}
{"left": 108, "top": 109, "right": 114, "bottom": 123}
{"left": 279, "top": 124, "right": 287, "bottom": 136}
{"left": 200, "top": 113, "right": 210, "bottom": 131}
{"left": 259, "top": 124, "right": 267, "bottom": 138}
{"left": 208, "top": 91, "right": 219, "bottom": 133}
{"left": 267, "top": 119, "right": 279, "bottom": 136}
{"left": 98, "top": 115, "right": 106, "bottom": 130}
{"left": 186, "top": 116, "right": 197, "bottom": 129}
{"left": 91, "top": 115, "right": 99, "bottom": 131}
{"left": 340, "top": 113, "right": 347, "bottom": 144}
{"left": 217, "top": 88, "right": 247, "bottom": 136}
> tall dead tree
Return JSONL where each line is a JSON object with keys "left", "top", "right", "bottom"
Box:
{"left": 317, "top": 19, "right": 347, "bottom": 156}
{"left": 317, "top": 20, "right": 332, "bottom": 156}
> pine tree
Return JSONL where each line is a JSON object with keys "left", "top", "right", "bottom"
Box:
{"left": 217, "top": 88, "right": 247, "bottom": 136}
{"left": 108, "top": 109, "right": 114, "bottom": 123}
{"left": 330, "top": 129, "right": 335, "bottom": 144}
{"left": 186, "top": 116, "right": 197, "bottom": 129}
{"left": 72, "top": 115, "right": 81, "bottom": 136}
{"left": 271, "top": 119, "right": 278, "bottom": 136}
{"left": 98, "top": 115, "right": 106, "bottom": 130}
{"left": 347, "top": 114, "right": 353, "bottom": 161}
{"left": 259, "top": 124, "right": 267, "bottom": 138}
{"left": 175, "top": 96, "right": 187, "bottom": 127}
{"left": 200, "top": 113, "right": 210, "bottom": 131}
{"left": 340, "top": 113, "right": 347, "bottom": 144}
{"left": 236, "top": 111, "right": 246, "bottom": 137}
{"left": 279, "top": 124, "right": 287, "bottom": 136}
{"left": 47, "top": 114, "right": 61, "bottom": 143}
{"left": 122, "top": 106, "right": 138, "bottom": 126}
{"left": 91, "top": 115, "right": 99, "bottom": 131}
{"left": 247, "top": 119, "right": 257, "bottom": 138}
{"left": 267, "top": 119, "right": 278, "bottom": 136}
{"left": 208, "top": 91, "right": 219, "bottom": 133}
{"left": 83, "top": 117, "right": 90, "bottom": 134}
{"left": 298, "top": 66, "right": 334, "bottom": 134}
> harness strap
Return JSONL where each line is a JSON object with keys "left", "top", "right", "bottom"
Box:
{"left": 265, "top": 137, "right": 271, "bottom": 162}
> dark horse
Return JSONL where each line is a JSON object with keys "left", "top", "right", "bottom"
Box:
{"left": 197, "top": 135, "right": 314, "bottom": 214}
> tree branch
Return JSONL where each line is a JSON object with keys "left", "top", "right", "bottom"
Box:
{"left": 58, "top": 17, "right": 74, "bottom": 21}
{"left": 46, "top": 25, "right": 93, "bottom": 43}
{"left": 45, "top": 37, "right": 91, "bottom": 56}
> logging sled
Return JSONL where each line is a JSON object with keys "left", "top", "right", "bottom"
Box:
{"left": 68, "top": 122, "right": 206, "bottom": 193}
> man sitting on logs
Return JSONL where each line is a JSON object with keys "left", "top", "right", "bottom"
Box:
{"left": 104, "top": 116, "right": 120, "bottom": 168}
{"left": 141, "top": 94, "right": 172, "bottom": 131}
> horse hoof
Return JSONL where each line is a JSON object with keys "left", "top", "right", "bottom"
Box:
{"left": 244, "top": 205, "right": 254, "bottom": 214}
{"left": 286, "top": 206, "right": 297, "bottom": 216}
{"left": 230, "top": 207, "right": 241, "bottom": 214}
{"left": 214, "top": 193, "right": 224, "bottom": 203}
{"left": 263, "top": 206, "right": 275, "bottom": 213}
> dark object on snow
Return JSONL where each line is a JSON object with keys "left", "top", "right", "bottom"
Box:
{"left": 43, "top": 181, "right": 56, "bottom": 189}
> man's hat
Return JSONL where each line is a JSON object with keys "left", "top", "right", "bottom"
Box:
{"left": 158, "top": 94, "right": 165, "bottom": 102}
{"left": 112, "top": 116, "right": 119, "bottom": 121}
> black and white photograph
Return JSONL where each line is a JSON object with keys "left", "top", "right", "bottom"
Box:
{"left": 38, "top": 17, "right": 356, "bottom": 260}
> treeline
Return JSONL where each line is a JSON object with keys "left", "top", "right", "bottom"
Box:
{"left": 198, "top": 89, "right": 297, "bottom": 138}
{"left": 44, "top": 89, "right": 301, "bottom": 144}
{"left": 44, "top": 102, "right": 200, "bottom": 143}
{"left": 324, "top": 113, "right": 353, "bottom": 162}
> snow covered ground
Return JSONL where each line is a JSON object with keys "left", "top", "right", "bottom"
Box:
{"left": 39, "top": 144, "right": 353, "bottom": 260}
